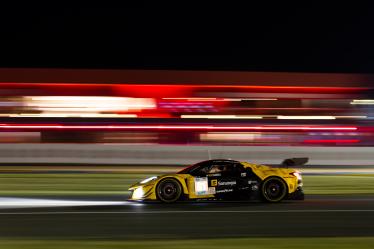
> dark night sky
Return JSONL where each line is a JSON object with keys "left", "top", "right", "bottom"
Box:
{"left": 1, "top": 3, "right": 374, "bottom": 73}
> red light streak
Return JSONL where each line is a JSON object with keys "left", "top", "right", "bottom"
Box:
{"left": 0, "top": 124, "right": 358, "bottom": 131}
{"left": 0, "top": 83, "right": 367, "bottom": 98}
{"left": 303, "top": 139, "right": 360, "bottom": 143}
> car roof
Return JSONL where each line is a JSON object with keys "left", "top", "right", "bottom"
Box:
{"left": 200, "top": 159, "right": 241, "bottom": 164}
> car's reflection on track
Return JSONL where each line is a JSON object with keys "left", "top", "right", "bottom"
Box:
{"left": 0, "top": 197, "right": 143, "bottom": 209}
{"left": 1, "top": 195, "right": 374, "bottom": 212}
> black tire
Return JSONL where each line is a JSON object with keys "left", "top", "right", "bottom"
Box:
{"left": 261, "top": 177, "right": 288, "bottom": 203}
{"left": 156, "top": 178, "right": 183, "bottom": 203}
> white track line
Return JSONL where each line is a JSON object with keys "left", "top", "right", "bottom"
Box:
{"left": 0, "top": 209, "right": 374, "bottom": 215}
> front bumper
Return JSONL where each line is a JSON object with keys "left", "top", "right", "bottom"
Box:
{"left": 287, "top": 187, "right": 304, "bottom": 200}
{"left": 128, "top": 184, "right": 156, "bottom": 201}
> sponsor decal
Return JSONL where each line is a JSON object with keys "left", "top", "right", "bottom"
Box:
{"left": 248, "top": 180, "right": 258, "bottom": 185}
{"left": 208, "top": 173, "right": 221, "bottom": 177}
{"left": 241, "top": 172, "right": 247, "bottom": 177}
{"left": 211, "top": 179, "right": 218, "bottom": 187}
{"left": 251, "top": 185, "right": 259, "bottom": 191}
{"left": 194, "top": 177, "right": 209, "bottom": 195}
{"left": 208, "top": 187, "right": 216, "bottom": 194}
{"left": 216, "top": 189, "right": 234, "bottom": 193}
{"left": 218, "top": 180, "right": 236, "bottom": 186}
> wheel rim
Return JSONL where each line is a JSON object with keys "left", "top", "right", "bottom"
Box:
{"left": 158, "top": 181, "right": 180, "bottom": 201}
{"left": 263, "top": 179, "right": 286, "bottom": 201}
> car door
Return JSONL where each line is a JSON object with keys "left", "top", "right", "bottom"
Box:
{"left": 205, "top": 162, "right": 239, "bottom": 198}
{"left": 188, "top": 161, "right": 217, "bottom": 197}
{"left": 208, "top": 162, "right": 257, "bottom": 199}
{"left": 188, "top": 161, "right": 248, "bottom": 199}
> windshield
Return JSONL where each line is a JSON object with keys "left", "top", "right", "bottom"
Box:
{"left": 177, "top": 160, "right": 240, "bottom": 174}
{"left": 177, "top": 160, "right": 212, "bottom": 174}
{"left": 177, "top": 163, "right": 200, "bottom": 174}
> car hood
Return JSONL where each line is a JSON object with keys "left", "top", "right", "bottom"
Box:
{"left": 128, "top": 173, "right": 189, "bottom": 190}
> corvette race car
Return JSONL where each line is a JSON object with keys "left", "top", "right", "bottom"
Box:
{"left": 129, "top": 158, "right": 306, "bottom": 203}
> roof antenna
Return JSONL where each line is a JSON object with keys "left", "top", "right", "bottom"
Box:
{"left": 207, "top": 149, "right": 212, "bottom": 160}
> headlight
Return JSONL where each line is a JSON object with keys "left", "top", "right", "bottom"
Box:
{"left": 132, "top": 187, "right": 144, "bottom": 199}
{"left": 140, "top": 176, "right": 158, "bottom": 184}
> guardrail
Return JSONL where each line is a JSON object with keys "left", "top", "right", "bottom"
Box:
{"left": 0, "top": 144, "right": 372, "bottom": 166}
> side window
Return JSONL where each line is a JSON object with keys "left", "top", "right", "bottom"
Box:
{"left": 215, "top": 162, "right": 245, "bottom": 176}
{"left": 208, "top": 162, "right": 235, "bottom": 175}
{"left": 190, "top": 161, "right": 214, "bottom": 176}
{"left": 232, "top": 163, "right": 245, "bottom": 174}
{"left": 190, "top": 161, "right": 243, "bottom": 176}
{"left": 207, "top": 164, "right": 227, "bottom": 174}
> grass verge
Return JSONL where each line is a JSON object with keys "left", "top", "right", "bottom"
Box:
{"left": 0, "top": 237, "right": 374, "bottom": 249}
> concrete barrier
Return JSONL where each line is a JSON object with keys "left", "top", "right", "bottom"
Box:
{"left": 0, "top": 144, "right": 373, "bottom": 166}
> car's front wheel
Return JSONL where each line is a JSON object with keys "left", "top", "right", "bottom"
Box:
{"left": 261, "top": 177, "right": 288, "bottom": 202}
{"left": 156, "top": 178, "right": 182, "bottom": 203}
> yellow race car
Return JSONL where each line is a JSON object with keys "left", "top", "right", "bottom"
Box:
{"left": 129, "top": 158, "right": 306, "bottom": 203}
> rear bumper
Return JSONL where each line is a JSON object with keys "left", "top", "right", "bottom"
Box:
{"left": 287, "top": 187, "right": 304, "bottom": 200}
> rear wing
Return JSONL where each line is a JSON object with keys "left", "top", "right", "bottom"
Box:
{"left": 281, "top": 157, "right": 309, "bottom": 167}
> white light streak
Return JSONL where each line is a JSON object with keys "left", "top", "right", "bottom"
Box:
{"left": 24, "top": 96, "right": 156, "bottom": 112}
{"left": 200, "top": 132, "right": 262, "bottom": 141}
{"left": 351, "top": 99, "right": 374, "bottom": 105}
{"left": 1, "top": 113, "right": 138, "bottom": 118}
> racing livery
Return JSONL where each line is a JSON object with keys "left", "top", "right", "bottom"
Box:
{"left": 129, "top": 158, "right": 306, "bottom": 203}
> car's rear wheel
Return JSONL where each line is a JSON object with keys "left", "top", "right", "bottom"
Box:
{"left": 261, "top": 177, "right": 287, "bottom": 202}
{"left": 156, "top": 178, "right": 182, "bottom": 203}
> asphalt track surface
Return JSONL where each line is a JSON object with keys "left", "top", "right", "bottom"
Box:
{"left": 0, "top": 195, "right": 374, "bottom": 239}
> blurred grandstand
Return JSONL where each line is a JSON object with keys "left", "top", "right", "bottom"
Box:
{"left": 0, "top": 68, "right": 374, "bottom": 147}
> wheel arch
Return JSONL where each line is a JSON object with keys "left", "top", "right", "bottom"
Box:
{"left": 157, "top": 175, "right": 189, "bottom": 195}
{"left": 260, "top": 175, "right": 289, "bottom": 202}
{"left": 261, "top": 175, "right": 289, "bottom": 192}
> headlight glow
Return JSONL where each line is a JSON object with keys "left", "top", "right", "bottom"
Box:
{"left": 132, "top": 187, "right": 144, "bottom": 199}
{"left": 140, "top": 176, "right": 158, "bottom": 184}
{"left": 292, "top": 172, "right": 303, "bottom": 180}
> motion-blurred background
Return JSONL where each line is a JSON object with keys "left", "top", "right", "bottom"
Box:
{"left": 2, "top": 3, "right": 374, "bottom": 249}
{"left": 0, "top": 69, "right": 372, "bottom": 147}
{"left": 1, "top": 68, "right": 374, "bottom": 165}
